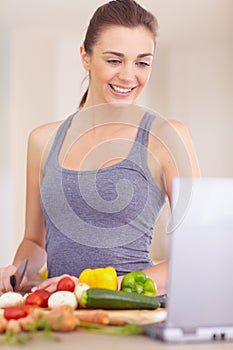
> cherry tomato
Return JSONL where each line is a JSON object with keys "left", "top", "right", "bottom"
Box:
{"left": 34, "top": 289, "right": 51, "bottom": 307}
{"left": 25, "top": 292, "right": 43, "bottom": 307}
{"left": 4, "top": 306, "right": 28, "bottom": 320}
{"left": 56, "top": 276, "right": 76, "bottom": 292}
{"left": 25, "top": 290, "right": 49, "bottom": 307}
{"left": 24, "top": 304, "right": 36, "bottom": 314}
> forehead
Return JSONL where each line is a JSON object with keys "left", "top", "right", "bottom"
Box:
{"left": 94, "top": 25, "right": 155, "bottom": 54}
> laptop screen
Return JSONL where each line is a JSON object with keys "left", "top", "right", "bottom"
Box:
{"left": 166, "top": 178, "right": 233, "bottom": 331}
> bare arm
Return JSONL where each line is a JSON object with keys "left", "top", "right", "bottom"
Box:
{"left": 14, "top": 121, "right": 62, "bottom": 273}
{"left": 161, "top": 119, "right": 201, "bottom": 204}
{"left": 0, "top": 122, "right": 60, "bottom": 293}
{"left": 13, "top": 126, "right": 49, "bottom": 276}
{"left": 149, "top": 118, "right": 201, "bottom": 204}
{"left": 145, "top": 118, "right": 201, "bottom": 294}
{"left": 142, "top": 261, "right": 168, "bottom": 296}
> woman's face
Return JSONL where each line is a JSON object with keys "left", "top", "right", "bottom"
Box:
{"left": 81, "top": 25, "right": 155, "bottom": 107}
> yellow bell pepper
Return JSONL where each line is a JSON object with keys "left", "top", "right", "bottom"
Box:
{"left": 78, "top": 266, "right": 118, "bottom": 290}
{"left": 39, "top": 265, "right": 48, "bottom": 279}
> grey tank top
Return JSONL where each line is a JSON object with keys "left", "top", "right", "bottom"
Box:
{"left": 40, "top": 111, "right": 165, "bottom": 277}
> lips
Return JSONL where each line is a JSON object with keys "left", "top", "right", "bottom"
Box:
{"left": 109, "top": 84, "right": 135, "bottom": 94}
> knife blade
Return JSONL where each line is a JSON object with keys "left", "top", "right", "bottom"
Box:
{"left": 10, "top": 259, "right": 28, "bottom": 292}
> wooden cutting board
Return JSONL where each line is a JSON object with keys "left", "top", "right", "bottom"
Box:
{"left": 75, "top": 308, "right": 167, "bottom": 325}
{"left": 0, "top": 308, "right": 166, "bottom": 325}
{"left": 0, "top": 307, "right": 166, "bottom": 326}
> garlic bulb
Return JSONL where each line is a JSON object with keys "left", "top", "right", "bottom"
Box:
{"left": 74, "top": 283, "right": 90, "bottom": 303}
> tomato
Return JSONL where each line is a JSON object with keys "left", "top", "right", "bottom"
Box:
{"left": 56, "top": 276, "right": 76, "bottom": 292}
{"left": 25, "top": 289, "right": 51, "bottom": 308}
{"left": 34, "top": 289, "right": 51, "bottom": 307}
{"left": 25, "top": 292, "right": 43, "bottom": 307}
{"left": 24, "top": 304, "right": 36, "bottom": 314}
{"left": 4, "top": 306, "right": 28, "bottom": 321}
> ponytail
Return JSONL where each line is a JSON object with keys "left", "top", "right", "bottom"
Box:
{"left": 79, "top": 88, "right": 89, "bottom": 109}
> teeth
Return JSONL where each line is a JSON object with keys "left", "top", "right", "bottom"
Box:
{"left": 111, "top": 85, "right": 132, "bottom": 93}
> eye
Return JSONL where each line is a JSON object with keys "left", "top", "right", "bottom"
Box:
{"left": 107, "top": 59, "right": 121, "bottom": 65}
{"left": 136, "top": 61, "right": 150, "bottom": 67}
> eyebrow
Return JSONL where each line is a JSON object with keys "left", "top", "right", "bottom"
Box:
{"left": 102, "top": 51, "right": 153, "bottom": 58}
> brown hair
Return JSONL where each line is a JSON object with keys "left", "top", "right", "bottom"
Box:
{"left": 79, "top": 0, "right": 158, "bottom": 108}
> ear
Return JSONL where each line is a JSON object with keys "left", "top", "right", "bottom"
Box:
{"left": 80, "top": 45, "right": 91, "bottom": 71}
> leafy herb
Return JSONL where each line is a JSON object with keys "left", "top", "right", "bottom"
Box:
{"left": 0, "top": 317, "right": 60, "bottom": 345}
{"left": 24, "top": 316, "right": 60, "bottom": 342}
{"left": 78, "top": 322, "right": 143, "bottom": 335}
{"left": 0, "top": 329, "right": 33, "bottom": 345}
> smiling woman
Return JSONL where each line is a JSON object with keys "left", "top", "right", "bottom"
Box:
{"left": 80, "top": 25, "right": 155, "bottom": 106}
{"left": 0, "top": 0, "right": 201, "bottom": 296}
{"left": 102, "top": 46, "right": 153, "bottom": 92}
{"left": 79, "top": 0, "right": 158, "bottom": 108}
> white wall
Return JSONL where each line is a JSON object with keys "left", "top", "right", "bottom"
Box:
{"left": 145, "top": 43, "right": 233, "bottom": 177}
{"left": 0, "top": 32, "right": 15, "bottom": 264}
{"left": 0, "top": 0, "right": 232, "bottom": 265}
{"left": 8, "top": 29, "right": 85, "bottom": 252}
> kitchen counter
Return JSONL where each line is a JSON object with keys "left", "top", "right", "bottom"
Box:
{"left": 1, "top": 329, "right": 232, "bottom": 349}
{"left": 0, "top": 300, "right": 232, "bottom": 349}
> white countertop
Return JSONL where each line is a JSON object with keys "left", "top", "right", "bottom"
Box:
{"left": 1, "top": 329, "right": 232, "bottom": 350}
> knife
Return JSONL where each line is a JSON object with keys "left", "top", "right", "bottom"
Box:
{"left": 10, "top": 259, "right": 28, "bottom": 292}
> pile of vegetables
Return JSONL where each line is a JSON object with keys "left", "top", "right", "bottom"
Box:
{"left": 0, "top": 267, "right": 162, "bottom": 343}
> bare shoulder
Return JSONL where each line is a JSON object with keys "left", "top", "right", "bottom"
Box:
{"left": 149, "top": 116, "right": 196, "bottom": 151}
{"left": 166, "top": 118, "right": 186, "bottom": 129}
{"left": 150, "top": 116, "right": 201, "bottom": 177}
{"left": 166, "top": 119, "right": 192, "bottom": 137}
{"left": 165, "top": 119, "right": 199, "bottom": 153}
{"left": 150, "top": 116, "right": 190, "bottom": 136}
{"left": 28, "top": 120, "right": 63, "bottom": 150}
{"left": 27, "top": 120, "right": 64, "bottom": 173}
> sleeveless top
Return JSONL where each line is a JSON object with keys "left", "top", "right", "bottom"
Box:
{"left": 40, "top": 111, "right": 165, "bottom": 277}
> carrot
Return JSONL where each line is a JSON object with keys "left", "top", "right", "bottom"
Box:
{"left": 0, "top": 317, "right": 7, "bottom": 333}
{"left": 49, "top": 313, "right": 77, "bottom": 332}
{"left": 29, "top": 306, "right": 45, "bottom": 321}
{"left": 6, "top": 319, "right": 21, "bottom": 334}
{"left": 46, "top": 307, "right": 77, "bottom": 332}
{"left": 75, "top": 309, "right": 110, "bottom": 325}
{"left": 19, "top": 315, "right": 37, "bottom": 332}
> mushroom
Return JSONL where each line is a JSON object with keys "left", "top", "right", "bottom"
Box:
{"left": 0, "top": 292, "right": 24, "bottom": 309}
{"left": 48, "top": 291, "right": 78, "bottom": 310}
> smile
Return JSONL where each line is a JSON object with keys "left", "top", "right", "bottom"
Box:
{"left": 109, "top": 84, "right": 135, "bottom": 94}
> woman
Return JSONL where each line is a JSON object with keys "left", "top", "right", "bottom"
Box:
{"left": 0, "top": 0, "right": 200, "bottom": 295}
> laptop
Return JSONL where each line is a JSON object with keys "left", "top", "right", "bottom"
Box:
{"left": 144, "top": 177, "right": 233, "bottom": 342}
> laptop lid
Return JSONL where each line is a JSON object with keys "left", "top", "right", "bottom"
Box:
{"left": 165, "top": 177, "right": 233, "bottom": 336}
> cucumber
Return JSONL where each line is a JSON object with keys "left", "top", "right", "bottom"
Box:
{"left": 81, "top": 288, "right": 161, "bottom": 310}
{"left": 155, "top": 294, "right": 167, "bottom": 308}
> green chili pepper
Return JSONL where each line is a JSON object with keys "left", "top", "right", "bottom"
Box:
{"left": 120, "top": 271, "right": 157, "bottom": 297}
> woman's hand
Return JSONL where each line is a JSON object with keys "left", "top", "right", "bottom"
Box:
{"left": 117, "top": 275, "right": 124, "bottom": 290}
{"left": 31, "top": 274, "right": 78, "bottom": 293}
{"left": 0, "top": 265, "right": 28, "bottom": 295}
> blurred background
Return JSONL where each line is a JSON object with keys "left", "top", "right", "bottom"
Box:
{"left": 0, "top": 0, "right": 232, "bottom": 266}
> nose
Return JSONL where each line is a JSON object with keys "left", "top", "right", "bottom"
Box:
{"left": 117, "top": 62, "right": 135, "bottom": 83}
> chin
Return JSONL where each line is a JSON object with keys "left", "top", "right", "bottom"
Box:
{"left": 110, "top": 94, "right": 137, "bottom": 105}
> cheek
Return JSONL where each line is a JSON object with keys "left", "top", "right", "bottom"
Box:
{"left": 138, "top": 71, "right": 151, "bottom": 86}
{"left": 94, "top": 65, "right": 115, "bottom": 82}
